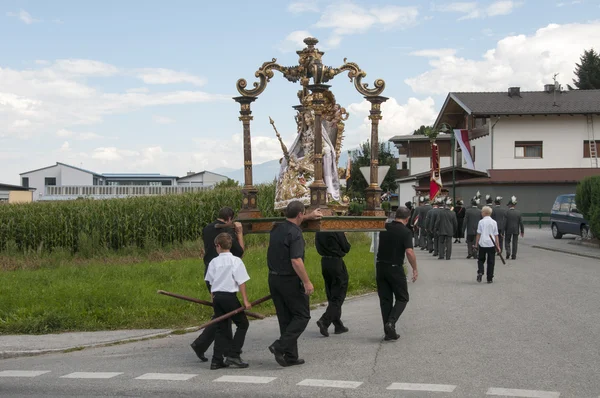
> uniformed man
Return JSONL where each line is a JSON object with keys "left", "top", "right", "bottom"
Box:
{"left": 191, "top": 207, "right": 244, "bottom": 362}
{"left": 491, "top": 196, "right": 507, "bottom": 256}
{"left": 505, "top": 196, "right": 524, "bottom": 260}
{"left": 375, "top": 206, "right": 418, "bottom": 341}
{"left": 417, "top": 196, "right": 432, "bottom": 250}
{"left": 267, "top": 201, "right": 322, "bottom": 367}
{"left": 426, "top": 197, "right": 442, "bottom": 256}
{"left": 435, "top": 197, "right": 458, "bottom": 260}
{"left": 315, "top": 231, "right": 351, "bottom": 337}
{"left": 463, "top": 197, "right": 482, "bottom": 259}
{"left": 485, "top": 194, "right": 493, "bottom": 207}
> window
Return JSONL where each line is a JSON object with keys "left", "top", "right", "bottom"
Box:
{"left": 44, "top": 177, "right": 56, "bottom": 186}
{"left": 583, "top": 140, "right": 599, "bottom": 158}
{"left": 515, "top": 141, "right": 543, "bottom": 158}
{"left": 471, "top": 146, "right": 476, "bottom": 162}
{"left": 22, "top": 177, "right": 29, "bottom": 188}
{"left": 401, "top": 161, "right": 408, "bottom": 170}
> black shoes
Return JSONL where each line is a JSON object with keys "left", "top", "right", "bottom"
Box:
{"left": 316, "top": 320, "right": 329, "bottom": 337}
{"left": 225, "top": 357, "right": 249, "bottom": 368}
{"left": 190, "top": 343, "right": 208, "bottom": 362}
{"left": 477, "top": 274, "right": 482, "bottom": 283}
{"left": 334, "top": 325, "right": 349, "bottom": 334}
{"left": 383, "top": 321, "right": 399, "bottom": 340}
{"left": 487, "top": 280, "right": 493, "bottom": 284}
{"left": 285, "top": 358, "right": 305, "bottom": 366}
{"left": 467, "top": 255, "right": 472, "bottom": 259}
{"left": 210, "top": 360, "right": 229, "bottom": 370}
{"left": 268, "top": 343, "right": 287, "bottom": 367}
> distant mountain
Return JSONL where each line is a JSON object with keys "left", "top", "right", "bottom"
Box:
{"left": 212, "top": 151, "right": 351, "bottom": 185}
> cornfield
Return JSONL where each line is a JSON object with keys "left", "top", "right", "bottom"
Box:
{"left": 0, "top": 184, "right": 277, "bottom": 254}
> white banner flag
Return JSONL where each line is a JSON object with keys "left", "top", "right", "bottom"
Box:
{"left": 453, "top": 129, "right": 475, "bottom": 170}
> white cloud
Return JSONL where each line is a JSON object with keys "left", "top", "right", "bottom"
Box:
{"left": 7, "top": 9, "right": 39, "bottom": 24}
{"left": 0, "top": 60, "right": 227, "bottom": 139}
{"left": 288, "top": 1, "right": 319, "bottom": 13}
{"left": 60, "top": 141, "right": 70, "bottom": 152}
{"left": 313, "top": 2, "right": 419, "bottom": 47}
{"left": 410, "top": 48, "right": 457, "bottom": 58}
{"left": 345, "top": 97, "right": 438, "bottom": 147}
{"left": 277, "top": 30, "right": 313, "bottom": 53}
{"left": 405, "top": 22, "right": 600, "bottom": 95}
{"left": 152, "top": 115, "right": 175, "bottom": 124}
{"left": 556, "top": 0, "right": 582, "bottom": 6}
{"left": 433, "top": 1, "right": 521, "bottom": 20}
{"left": 136, "top": 68, "right": 206, "bottom": 86}
{"left": 92, "top": 147, "right": 139, "bottom": 161}
{"left": 56, "top": 129, "right": 103, "bottom": 140}
{"left": 127, "top": 87, "right": 150, "bottom": 93}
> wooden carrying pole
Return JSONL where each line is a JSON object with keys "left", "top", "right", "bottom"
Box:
{"left": 157, "top": 290, "right": 265, "bottom": 320}
{"left": 489, "top": 235, "right": 506, "bottom": 265}
{"left": 196, "top": 294, "right": 272, "bottom": 330}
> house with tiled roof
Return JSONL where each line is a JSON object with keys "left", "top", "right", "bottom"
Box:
{"left": 390, "top": 85, "right": 600, "bottom": 213}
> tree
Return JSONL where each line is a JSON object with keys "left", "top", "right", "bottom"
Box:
{"left": 213, "top": 178, "right": 239, "bottom": 189}
{"left": 413, "top": 125, "right": 434, "bottom": 136}
{"left": 571, "top": 49, "right": 600, "bottom": 90}
{"left": 346, "top": 140, "right": 398, "bottom": 198}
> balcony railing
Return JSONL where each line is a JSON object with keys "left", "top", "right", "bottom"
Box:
{"left": 43, "top": 185, "right": 210, "bottom": 200}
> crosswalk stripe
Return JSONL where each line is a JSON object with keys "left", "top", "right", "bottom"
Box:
{"left": 214, "top": 375, "right": 277, "bottom": 384}
{"left": 0, "top": 370, "right": 50, "bottom": 378}
{"left": 135, "top": 373, "right": 197, "bottom": 381}
{"left": 60, "top": 372, "right": 123, "bottom": 379}
{"left": 297, "top": 379, "right": 363, "bottom": 389}
{"left": 387, "top": 383, "right": 457, "bottom": 392}
{"left": 486, "top": 387, "right": 560, "bottom": 398}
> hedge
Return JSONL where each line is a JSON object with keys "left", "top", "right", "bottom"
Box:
{"left": 0, "top": 184, "right": 277, "bottom": 254}
{"left": 576, "top": 176, "right": 600, "bottom": 238}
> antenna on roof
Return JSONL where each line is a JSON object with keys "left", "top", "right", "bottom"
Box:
{"left": 552, "top": 73, "right": 560, "bottom": 107}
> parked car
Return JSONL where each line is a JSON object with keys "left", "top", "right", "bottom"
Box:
{"left": 550, "top": 194, "right": 591, "bottom": 239}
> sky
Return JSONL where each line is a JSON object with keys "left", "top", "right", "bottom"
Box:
{"left": 1, "top": 0, "right": 600, "bottom": 184}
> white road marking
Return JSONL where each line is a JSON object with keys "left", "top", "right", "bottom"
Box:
{"left": 135, "top": 373, "right": 198, "bottom": 381}
{"left": 297, "top": 379, "right": 363, "bottom": 389}
{"left": 213, "top": 375, "right": 276, "bottom": 384}
{"left": 387, "top": 383, "right": 457, "bottom": 392}
{"left": 60, "top": 372, "right": 123, "bottom": 379}
{"left": 0, "top": 370, "right": 50, "bottom": 377}
{"left": 486, "top": 387, "right": 560, "bottom": 398}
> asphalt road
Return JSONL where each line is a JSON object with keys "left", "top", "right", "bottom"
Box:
{"left": 1, "top": 231, "right": 599, "bottom": 398}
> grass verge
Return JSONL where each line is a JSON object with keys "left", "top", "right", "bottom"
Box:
{"left": 0, "top": 233, "right": 376, "bottom": 334}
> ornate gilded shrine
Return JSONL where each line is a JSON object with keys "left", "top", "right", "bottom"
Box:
{"left": 233, "top": 37, "right": 388, "bottom": 233}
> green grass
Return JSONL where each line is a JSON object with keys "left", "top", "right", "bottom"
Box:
{"left": 0, "top": 233, "right": 376, "bottom": 334}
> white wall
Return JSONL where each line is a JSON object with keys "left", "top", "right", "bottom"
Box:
{"left": 60, "top": 165, "right": 94, "bottom": 186}
{"left": 410, "top": 156, "right": 451, "bottom": 175}
{"left": 397, "top": 181, "right": 416, "bottom": 207}
{"left": 177, "top": 172, "right": 228, "bottom": 187}
{"left": 22, "top": 165, "right": 61, "bottom": 201}
{"left": 202, "top": 172, "right": 228, "bottom": 186}
{"left": 492, "top": 115, "right": 593, "bottom": 169}
{"left": 464, "top": 131, "right": 492, "bottom": 173}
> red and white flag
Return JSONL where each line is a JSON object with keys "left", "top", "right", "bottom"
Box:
{"left": 430, "top": 142, "right": 442, "bottom": 199}
{"left": 454, "top": 129, "right": 474, "bottom": 170}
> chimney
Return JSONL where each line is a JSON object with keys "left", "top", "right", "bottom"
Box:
{"left": 544, "top": 84, "right": 555, "bottom": 93}
{"left": 187, "top": 171, "right": 195, "bottom": 176}
{"left": 508, "top": 87, "right": 520, "bottom": 97}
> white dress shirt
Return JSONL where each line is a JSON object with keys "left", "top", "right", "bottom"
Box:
{"left": 205, "top": 252, "right": 250, "bottom": 293}
{"left": 477, "top": 216, "right": 499, "bottom": 248}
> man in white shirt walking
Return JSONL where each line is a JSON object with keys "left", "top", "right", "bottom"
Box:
{"left": 205, "top": 233, "right": 252, "bottom": 370}
{"left": 475, "top": 206, "right": 499, "bottom": 284}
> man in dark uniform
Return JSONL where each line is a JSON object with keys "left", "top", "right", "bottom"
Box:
{"left": 491, "top": 196, "right": 507, "bottom": 256}
{"left": 376, "top": 206, "right": 418, "bottom": 341}
{"left": 417, "top": 196, "right": 431, "bottom": 250}
{"left": 267, "top": 201, "right": 322, "bottom": 367}
{"left": 485, "top": 194, "right": 493, "bottom": 207}
{"left": 315, "top": 232, "right": 351, "bottom": 337}
{"left": 463, "top": 197, "right": 482, "bottom": 259}
{"left": 426, "top": 197, "right": 442, "bottom": 256}
{"left": 435, "top": 197, "right": 458, "bottom": 260}
{"left": 191, "top": 207, "right": 245, "bottom": 362}
{"left": 505, "top": 196, "right": 524, "bottom": 260}
{"left": 406, "top": 201, "right": 415, "bottom": 235}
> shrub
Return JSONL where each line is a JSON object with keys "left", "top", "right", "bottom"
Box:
{"left": 576, "top": 176, "right": 600, "bottom": 238}
{"left": 0, "top": 184, "right": 277, "bottom": 254}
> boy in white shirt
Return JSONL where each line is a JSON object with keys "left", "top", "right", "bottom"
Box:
{"left": 475, "top": 206, "right": 500, "bottom": 284}
{"left": 205, "top": 233, "right": 252, "bottom": 370}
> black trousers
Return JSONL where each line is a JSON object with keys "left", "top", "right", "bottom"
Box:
{"left": 319, "top": 257, "right": 349, "bottom": 328}
{"left": 192, "top": 279, "right": 231, "bottom": 355}
{"left": 268, "top": 274, "right": 310, "bottom": 361}
{"left": 427, "top": 232, "right": 435, "bottom": 252}
{"left": 438, "top": 235, "right": 453, "bottom": 259}
{"left": 505, "top": 234, "right": 519, "bottom": 258}
{"left": 497, "top": 230, "right": 505, "bottom": 254}
{"left": 212, "top": 292, "right": 249, "bottom": 361}
{"left": 466, "top": 234, "right": 477, "bottom": 257}
{"left": 478, "top": 246, "right": 496, "bottom": 281}
{"left": 376, "top": 262, "right": 409, "bottom": 327}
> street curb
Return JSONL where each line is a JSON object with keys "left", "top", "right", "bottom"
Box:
{"left": 0, "top": 292, "right": 378, "bottom": 360}
{"left": 531, "top": 245, "right": 600, "bottom": 260}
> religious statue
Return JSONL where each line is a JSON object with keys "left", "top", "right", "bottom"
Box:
{"left": 272, "top": 88, "right": 350, "bottom": 211}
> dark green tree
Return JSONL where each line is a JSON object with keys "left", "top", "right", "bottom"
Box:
{"left": 571, "top": 49, "right": 600, "bottom": 90}
{"left": 412, "top": 125, "right": 434, "bottom": 136}
{"left": 346, "top": 140, "right": 398, "bottom": 198}
{"left": 213, "top": 178, "right": 239, "bottom": 189}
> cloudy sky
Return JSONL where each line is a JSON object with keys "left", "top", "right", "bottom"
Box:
{"left": 1, "top": 0, "right": 599, "bottom": 184}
